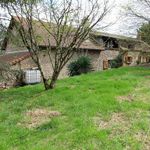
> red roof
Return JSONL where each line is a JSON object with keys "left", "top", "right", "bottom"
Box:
{"left": 0, "top": 52, "right": 31, "bottom": 65}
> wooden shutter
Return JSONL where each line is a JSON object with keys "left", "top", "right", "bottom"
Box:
{"left": 125, "top": 56, "right": 133, "bottom": 64}
{"left": 103, "top": 60, "right": 109, "bottom": 70}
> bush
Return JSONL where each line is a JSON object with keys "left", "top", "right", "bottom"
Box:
{"left": 136, "top": 60, "right": 140, "bottom": 65}
{"left": 109, "top": 53, "right": 123, "bottom": 68}
{"left": 0, "top": 61, "right": 24, "bottom": 87}
{"left": 68, "top": 56, "right": 92, "bottom": 76}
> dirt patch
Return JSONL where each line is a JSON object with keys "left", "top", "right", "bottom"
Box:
{"left": 134, "top": 132, "right": 150, "bottom": 150}
{"left": 117, "top": 94, "right": 135, "bottom": 102}
{"left": 94, "top": 113, "right": 128, "bottom": 130}
{"left": 19, "top": 108, "right": 61, "bottom": 129}
{"left": 145, "top": 76, "right": 150, "bottom": 79}
{"left": 94, "top": 110, "right": 150, "bottom": 143}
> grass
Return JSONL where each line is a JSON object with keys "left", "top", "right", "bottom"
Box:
{"left": 0, "top": 66, "right": 150, "bottom": 150}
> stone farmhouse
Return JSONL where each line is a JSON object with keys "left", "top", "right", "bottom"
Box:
{"left": 0, "top": 16, "right": 150, "bottom": 79}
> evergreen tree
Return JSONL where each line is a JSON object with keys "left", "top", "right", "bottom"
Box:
{"left": 138, "top": 23, "right": 150, "bottom": 45}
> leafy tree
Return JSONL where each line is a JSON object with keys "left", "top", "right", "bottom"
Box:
{"left": 138, "top": 23, "right": 150, "bottom": 45}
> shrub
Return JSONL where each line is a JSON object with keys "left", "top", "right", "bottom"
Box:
{"left": 68, "top": 56, "right": 92, "bottom": 76}
{"left": 109, "top": 53, "right": 123, "bottom": 68}
{"left": 136, "top": 60, "right": 140, "bottom": 65}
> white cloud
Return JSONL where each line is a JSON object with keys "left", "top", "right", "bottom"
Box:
{"left": 101, "top": 0, "right": 135, "bottom": 36}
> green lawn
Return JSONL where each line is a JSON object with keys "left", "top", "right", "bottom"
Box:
{"left": 0, "top": 67, "right": 150, "bottom": 150}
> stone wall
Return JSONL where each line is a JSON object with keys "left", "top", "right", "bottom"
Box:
{"left": 12, "top": 50, "right": 102, "bottom": 79}
{"left": 123, "top": 51, "right": 150, "bottom": 66}
{"left": 87, "top": 50, "right": 101, "bottom": 71}
{"left": 11, "top": 49, "right": 121, "bottom": 78}
{"left": 39, "top": 49, "right": 102, "bottom": 78}
{"left": 99, "top": 50, "right": 119, "bottom": 70}
{"left": 123, "top": 51, "right": 140, "bottom": 66}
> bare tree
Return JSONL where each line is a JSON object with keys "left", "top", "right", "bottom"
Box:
{"left": 0, "top": 8, "right": 9, "bottom": 51}
{"left": 118, "top": 0, "right": 150, "bottom": 37}
{"left": 2, "top": 0, "right": 112, "bottom": 90}
{"left": 126, "top": 0, "right": 150, "bottom": 22}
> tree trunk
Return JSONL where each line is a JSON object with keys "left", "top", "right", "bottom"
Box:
{"left": 49, "top": 71, "right": 60, "bottom": 89}
{"left": 43, "top": 78, "right": 50, "bottom": 90}
{"left": 38, "top": 68, "right": 49, "bottom": 90}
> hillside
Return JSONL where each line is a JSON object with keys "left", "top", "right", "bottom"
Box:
{"left": 0, "top": 67, "right": 150, "bottom": 150}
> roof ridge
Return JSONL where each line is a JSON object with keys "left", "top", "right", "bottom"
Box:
{"left": 91, "top": 31, "right": 137, "bottom": 41}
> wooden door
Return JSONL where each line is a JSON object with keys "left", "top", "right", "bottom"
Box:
{"left": 103, "top": 60, "right": 109, "bottom": 70}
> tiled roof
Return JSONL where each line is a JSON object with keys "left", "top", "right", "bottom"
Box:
{"left": 0, "top": 51, "right": 31, "bottom": 65}
{"left": 91, "top": 31, "right": 137, "bottom": 41}
{"left": 11, "top": 16, "right": 101, "bottom": 50}
{"left": 91, "top": 31, "right": 150, "bottom": 52}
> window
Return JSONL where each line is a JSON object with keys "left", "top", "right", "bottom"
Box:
{"left": 146, "top": 57, "right": 150, "bottom": 63}
{"left": 104, "top": 39, "right": 119, "bottom": 49}
{"left": 128, "top": 44, "right": 134, "bottom": 49}
{"left": 139, "top": 56, "right": 142, "bottom": 63}
{"left": 106, "top": 41, "right": 113, "bottom": 49}
{"left": 125, "top": 56, "right": 133, "bottom": 64}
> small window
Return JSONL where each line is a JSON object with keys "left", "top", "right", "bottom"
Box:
{"left": 105, "top": 40, "right": 119, "bottom": 49}
{"left": 128, "top": 44, "right": 134, "bottom": 49}
{"left": 146, "top": 57, "right": 150, "bottom": 63}
{"left": 105, "top": 41, "right": 113, "bottom": 49}
{"left": 125, "top": 56, "right": 133, "bottom": 64}
{"left": 139, "top": 56, "right": 142, "bottom": 63}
